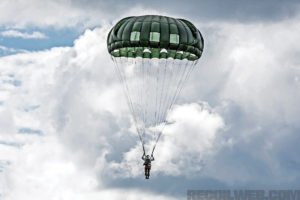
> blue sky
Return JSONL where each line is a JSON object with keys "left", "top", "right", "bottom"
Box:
{"left": 0, "top": 1, "right": 300, "bottom": 200}
{"left": 0, "top": 27, "right": 82, "bottom": 56}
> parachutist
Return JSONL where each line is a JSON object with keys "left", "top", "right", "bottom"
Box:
{"left": 142, "top": 154, "right": 154, "bottom": 179}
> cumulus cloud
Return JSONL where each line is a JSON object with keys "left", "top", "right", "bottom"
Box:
{"left": 182, "top": 18, "right": 300, "bottom": 185}
{"left": 102, "top": 102, "right": 225, "bottom": 179}
{"left": 1, "top": 30, "right": 47, "bottom": 39}
{"left": 0, "top": 25, "right": 183, "bottom": 199}
{"left": 0, "top": 135, "right": 176, "bottom": 200}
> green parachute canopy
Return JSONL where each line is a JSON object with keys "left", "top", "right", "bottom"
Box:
{"left": 107, "top": 15, "right": 204, "bottom": 61}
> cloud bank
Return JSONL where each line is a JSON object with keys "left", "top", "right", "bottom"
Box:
{"left": 0, "top": 0, "right": 299, "bottom": 29}
{"left": 1, "top": 6, "right": 300, "bottom": 200}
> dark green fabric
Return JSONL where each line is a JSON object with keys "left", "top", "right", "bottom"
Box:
{"left": 107, "top": 15, "right": 204, "bottom": 61}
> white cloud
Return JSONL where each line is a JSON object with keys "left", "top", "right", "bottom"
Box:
{"left": 104, "top": 102, "right": 225, "bottom": 178}
{"left": 0, "top": 26, "right": 179, "bottom": 199}
{"left": 1, "top": 135, "right": 177, "bottom": 200}
{"left": 0, "top": 45, "right": 28, "bottom": 54}
{"left": 162, "top": 102, "right": 225, "bottom": 169}
{"left": 0, "top": 46, "right": 11, "bottom": 51}
{"left": 1, "top": 30, "right": 47, "bottom": 39}
{"left": 183, "top": 19, "right": 300, "bottom": 185}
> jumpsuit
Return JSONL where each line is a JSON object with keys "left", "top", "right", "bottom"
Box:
{"left": 142, "top": 155, "right": 154, "bottom": 179}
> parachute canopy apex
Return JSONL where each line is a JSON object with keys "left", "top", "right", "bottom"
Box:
{"left": 107, "top": 15, "right": 204, "bottom": 61}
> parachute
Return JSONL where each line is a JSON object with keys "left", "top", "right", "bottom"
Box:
{"left": 107, "top": 15, "right": 204, "bottom": 156}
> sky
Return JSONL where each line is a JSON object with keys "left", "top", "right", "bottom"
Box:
{"left": 1, "top": 0, "right": 300, "bottom": 199}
